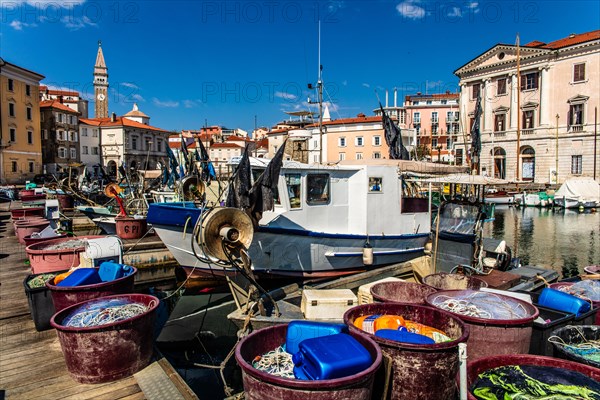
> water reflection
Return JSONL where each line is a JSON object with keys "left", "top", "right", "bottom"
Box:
{"left": 483, "top": 207, "right": 600, "bottom": 278}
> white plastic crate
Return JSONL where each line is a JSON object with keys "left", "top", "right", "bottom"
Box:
{"left": 301, "top": 289, "right": 358, "bottom": 320}
{"left": 357, "top": 277, "right": 405, "bottom": 304}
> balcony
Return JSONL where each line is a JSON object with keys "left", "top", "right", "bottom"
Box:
{"left": 522, "top": 129, "right": 534, "bottom": 135}
{"left": 570, "top": 125, "right": 584, "bottom": 132}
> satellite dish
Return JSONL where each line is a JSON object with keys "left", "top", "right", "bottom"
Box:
{"left": 200, "top": 207, "right": 253, "bottom": 262}
{"left": 104, "top": 183, "right": 123, "bottom": 198}
{"left": 181, "top": 175, "right": 205, "bottom": 201}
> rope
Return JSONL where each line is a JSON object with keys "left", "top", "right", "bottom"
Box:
{"left": 430, "top": 292, "right": 528, "bottom": 320}
{"left": 182, "top": 216, "right": 191, "bottom": 240}
{"left": 27, "top": 273, "right": 57, "bottom": 289}
{"left": 252, "top": 346, "right": 294, "bottom": 378}
{"left": 64, "top": 300, "right": 156, "bottom": 328}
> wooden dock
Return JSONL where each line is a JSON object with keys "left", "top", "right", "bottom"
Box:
{"left": 0, "top": 206, "right": 196, "bottom": 400}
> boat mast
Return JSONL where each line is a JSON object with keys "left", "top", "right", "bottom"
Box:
{"left": 318, "top": 20, "right": 323, "bottom": 164}
{"left": 516, "top": 34, "right": 521, "bottom": 182}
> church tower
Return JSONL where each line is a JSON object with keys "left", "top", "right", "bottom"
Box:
{"left": 93, "top": 41, "right": 109, "bottom": 118}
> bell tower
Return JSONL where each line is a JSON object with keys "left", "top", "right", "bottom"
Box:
{"left": 93, "top": 40, "right": 109, "bottom": 118}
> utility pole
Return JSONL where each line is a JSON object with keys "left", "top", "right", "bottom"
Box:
{"left": 516, "top": 33, "right": 521, "bottom": 182}
{"left": 555, "top": 114, "right": 559, "bottom": 185}
{"left": 594, "top": 107, "right": 598, "bottom": 180}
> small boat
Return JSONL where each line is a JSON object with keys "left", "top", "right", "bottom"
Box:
{"left": 515, "top": 192, "right": 541, "bottom": 207}
{"left": 91, "top": 216, "right": 117, "bottom": 235}
{"left": 554, "top": 196, "right": 580, "bottom": 209}
{"left": 484, "top": 191, "right": 514, "bottom": 205}
{"left": 555, "top": 177, "right": 600, "bottom": 209}
{"left": 580, "top": 199, "right": 598, "bottom": 208}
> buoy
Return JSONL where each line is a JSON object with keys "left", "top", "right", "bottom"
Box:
{"left": 363, "top": 241, "right": 373, "bottom": 265}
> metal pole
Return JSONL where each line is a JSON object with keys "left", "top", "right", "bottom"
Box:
{"left": 594, "top": 107, "right": 598, "bottom": 180}
{"left": 516, "top": 34, "right": 521, "bottom": 182}
{"left": 555, "top": 114, "right": 559, "bottom": 185}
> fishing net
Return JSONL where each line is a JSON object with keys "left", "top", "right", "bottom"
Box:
{"left": 62, "top": 298, "right": 154, "bottom": 328}
{"left": 252, "top": 345, "right": 294, "bottom": 379}
{"left": 549, "top": 326, "right": 600, "bottom": 366}
{"left": 429, "top": 291, "right": 531, "bottom": 320}
{"left": 557, "top": 280, "right": 600, "bottom": 302}
{"left": 471, "top": 365, "right": 600, "bottom": 400}
{"left": 27, "top": 273, "right": 57, "bottom": 289}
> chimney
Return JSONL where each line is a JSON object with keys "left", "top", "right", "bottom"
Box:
{"left": 394, "top": 88, "right": 398, "bottom": 107}
{"left": 385, "top": 90, "right": 389, "bottom": 108}
{"left": 58, "top": 95, "right": 64, "bottom": 104}
{"left": 111, "top": 112, "right": 116, "bottom": 122}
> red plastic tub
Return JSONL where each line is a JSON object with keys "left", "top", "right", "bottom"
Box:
{"left": 344, "top": 303, "right": 469, "bottom": 400}
{"left": 423, "top": 272, "right": 488, "bottom": 290}
{"left": 235, "top": 323, "right": 382, "bottom": 400}
{"left": 46, "top": 267, "right": 137, "bottom": 312}
{"left": 426, "top": 290, "right": 538, "bottom": 361}
{"left": 20, "top": 194, "right": 46, "bottom": 202}
{"left": 18, "top": 189, "right": 35, "bottom": 199}
{"left": 15, "top": 220, "right": 50, "bottom": 245}
{"left": 464, "top": 354, "right": 600, "bottom": 400}
{"left": 23, "top": 232, "right": 69, "bottom": 247}
{"left": 50, "top": 294, "right": 158, "bottom": 383}
{"left": 25, "top": 235, "right": 104, "bottom": 274}
{"left": 115, "top": 216, "right": 147, "bottom": 240}
{"left": 371, "top": 281, "right": 438, "bottom": 304}
{"left": 10, "top": 207, "right": 45, "bottom": 219}
{"left": 13, "top": 216, "right": 47, "bottom": 232}
{"left": 57, "top": 194, "right": 74, "bottom": 210}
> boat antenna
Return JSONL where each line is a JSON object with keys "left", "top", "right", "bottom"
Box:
{"left": 318, "top": 20, "right": 323, "bottom": 164}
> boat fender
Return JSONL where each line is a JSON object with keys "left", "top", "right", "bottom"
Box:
{"left": 363, "top": 241, "right": 373, "bottom": 266}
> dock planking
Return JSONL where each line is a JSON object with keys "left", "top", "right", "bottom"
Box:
{"left": 0, "top": 207, "right": 193, "bottom": 400}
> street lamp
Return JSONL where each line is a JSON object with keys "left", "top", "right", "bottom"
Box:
{"left": 555, "top": 114, "right": 559, "bottom": 185}
{"left": 145, "top": 141, "right": 153, "bottom": 173}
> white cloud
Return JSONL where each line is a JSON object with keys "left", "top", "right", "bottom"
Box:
{"left": 274, "top": 91, "right": 297, "bottom": 100}
{"left": 447, "top": 7, "right": 462, "bottom": 18}
{"left": 131, "top": 94, "right": 145, "bottom": 102}
{"left": 152, "top": 98, "right": 179, "bottom": 108}
{"left": 61, "top": 15, "right": 96, "bottom": 30}
{"left": 362, "top": 83, "right": 370, "bottom": 88}
{"left": 1, "top": 0, "right": 86, "bottom": 8}
{"left": 120, "top": 82, "right": 139, "bottom": 89}
{"left": 396, "top": 0, "right": 425, "bottom": 20}
{"left": 9, "top": 20, "right": 37, "bottom": 30}
{"left": 183, "top": 100, "right": 198, "bottom": 108}
{"left": 327, "top": 1, "right": 345, "bottom": 13}
{"left": 467, "top": 2, "right": 480, "bottom": 13}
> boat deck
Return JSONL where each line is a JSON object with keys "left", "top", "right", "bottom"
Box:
{"left": 0, "top": 207, "right": 196, "bottom": 400}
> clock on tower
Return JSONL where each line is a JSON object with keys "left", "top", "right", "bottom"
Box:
{"left": 93, "top": 41, "right": 109, "bottom": 118}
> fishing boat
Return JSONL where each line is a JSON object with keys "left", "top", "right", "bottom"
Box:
{"left": 515, "top": 192, "right": 542, "bottom": 207}
{"left": 555, "top": 177, "right": 600, "bottom": 209}
{"left": 484, "top": 189, "right": 515, "bottom": 205}
{"left": 147, "top": 158, "right": 466, "bottom": 280}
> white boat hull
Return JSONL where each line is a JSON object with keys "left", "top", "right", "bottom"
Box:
{"left": 554, "top": 197, "right": 580, "bottom": 209}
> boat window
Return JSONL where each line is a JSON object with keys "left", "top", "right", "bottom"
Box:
{"left": 307, "top": 174, "right": 330, "bottom": 205}
{"left": 285, "top": 173, "right": 301, "bottom": 209}
{"left": 437, "top": 203, "right": 480, "bottom": 235}
{"left": 369, "top": 177, "right": 382, "bottom": 192}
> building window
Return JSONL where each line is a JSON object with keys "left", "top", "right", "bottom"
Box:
{"left": 68, "top": 115, "right": 74, "bottom": 125}
{"left": 8, "top": 79, "right": 14, "bottom": 91}
{"left": 70, "top": 132, "right": 77, "bottom": 142}
{"left": 521, "top": 72, "right": 539, "bottom": 90}
{"left": 431, "top": 112, "right": 438, "bottom": 123}
{"left": 338, "top": 137, "right": 346, "bottom": 147}
{"left": 58, "top": 147, "right": 67, "bottom": 158}
{"left": 356, "top": 137, "right": 364, "bottom": 147}
{"left": 70, "top": 148, "right": 77, "bottom": 159}
{"left": 446, "top": 137, "right": 452, "bottom": 148}
{"left": 431, "top": 124, "right": 438, "bottom": 134}
{"left": 373, "top": 136, "right": 381, "bottom": 146}
{"left": 338, "top": 152, "right": 345, "bottom": 161}
{"left": 369, "top": 177, "right": 382, "bottom": 192}
{"left": 472, "top": 83, "right": 481, "bottom": 99}
{"left": 373, "top": 152, "right": 381, "bottom": 159}
{"left": 27, "top": 131, "right": 33, "bottom": 144}
{"left": 9, "top": 103, "right": 15, "bottom": 117}
{"left": 494, "top": 114, "right": 506, "bottom": 132}
{"left": 523, "top": 110, "right": 535, "bottom": 129}
{"left": 356, "top": 153, "right": 363, "bottom": 160}
{"left": 573, "top": 64, "right": 585, "bottom": 82}
{"left": 307, "top": 173, "right": 330, "bottom": 205}
{"left": 571, "top": 155, "right": 582, "bottom": 174}
{"left": 413, "top": 101, "right": 419, "bottom": 105}
{"left": 497, "top": 78, "right": 507, "bottom": 95}
{"left": 82, "top": 128, "right": 88, "bottom": 136}
{"left": 132, "top": 137, "right": 138, "bottom": 150}
{"left": 9, "top": 128, "right": 16, "bottom": 142}
{"left": 92, "top": 129, "right": 99, "bottom": 137}
{"left": 441, "top": 100, "right": 447, "bottom": 105}
{"left": 414, "top": 112, "right": 421, "bottom": 124}
{"left": 426, "top": 100, "right": 432, "bottom": 105}
{"left": 569, "top": 103, "right": 584, "bottom": 127}
{"left": 26, "top": 84, "right": 31, "bottom": 96}
{"left": 57, "top": 130, "right": 63, "bottom": 141}
{"left": 92, "top": 147, "right": 99, "bottom": 155}
{"left": 42, "top": 129, "right": 48, "bottom": 140}
{"left": 82, "top": 146, "right": 89, "bottom": 155}
{"left": 28, "top": 162, "right": 34, "bottom": 173}
{"left": 432, "top": 138, "right": 438, "bottom": 148}
{"left": 26, "top": 107, "right": 32, "bottom": 120}
{"left": 57, "top": 113, "right": 63, "bottom": 123}
{"left": 11, "top": 161, "right": 17, "bottom": 172}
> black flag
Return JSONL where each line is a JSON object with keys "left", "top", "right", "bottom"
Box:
{"left": 226, "top": 144, "right": 252, "bottom": 209}
{"left": 470, "top": 92, "right": 482, "bottom": 168}
{"left": 248, "top": 139, "right": 287, "bottom": 225}
{"left": 380, "top": 103, "right": 410, "bottom": 160}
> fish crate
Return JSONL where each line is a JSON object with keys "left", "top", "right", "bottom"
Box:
{"left": 525, "top": 290, "right": 597, "bottom": 326}
{"left": 530, "top": 306, "right": 575, "bottom": 356}
{"left": 301, "top": 289, "right": 358, "bottom": 320}
{"left": 357, "top": 277, "right": 404, "bottom": 305}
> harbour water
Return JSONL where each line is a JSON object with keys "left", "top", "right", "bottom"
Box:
{"left": 483, "top": 206, "right": 600, "bottom": 278}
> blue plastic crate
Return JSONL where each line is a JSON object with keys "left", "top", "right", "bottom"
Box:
{"left": 286, "top": 320, "right": 347, "bottom": 355}
{"left": 57, "top": 268, "right": 101, "bottom": 287}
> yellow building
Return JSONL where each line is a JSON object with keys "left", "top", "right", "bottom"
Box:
{"left": 0, "top": 59, "right": 45, "bottom": 184}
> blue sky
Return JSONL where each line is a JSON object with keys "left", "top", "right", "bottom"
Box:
{"left": 2, "top": 0, "right": 599, "bottom": 134}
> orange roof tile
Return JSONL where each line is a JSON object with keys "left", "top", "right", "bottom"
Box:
{"left": 80, "top": 116, "right": 168, "bottom": 132}
{"left": 305, "top": 115, "right": 382, "bottom": 128}
{"left": 211, "top": 142, "right": 244, "bottom": 149}
{"left": 79, "top": 118, "right": 102, "bottom": 126}
{"left": 39, "top": 86, "right": 79, "bottom": 96}
{"left": 540, "top": 30, "right": 600, "bottom": 49}
{"left": 40, "top": 100, "right": 80, "bottom": 114}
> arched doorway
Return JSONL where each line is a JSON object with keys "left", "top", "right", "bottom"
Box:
{"left": 106, "top": 160, "right": 117, "bottom": 178}
{"left": 493, "top": 147, "right": 507, "bottom": 179}
{"left": 521, "top": 147, "right": 535, "bottom": 182}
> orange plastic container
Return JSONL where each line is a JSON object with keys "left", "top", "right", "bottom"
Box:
{"left": 115, "top": 216, "right": 147, "bottom": 240}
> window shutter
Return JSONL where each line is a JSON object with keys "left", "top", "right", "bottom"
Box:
{"left": 567, "top": 108, "right": 571, "bottom": 130}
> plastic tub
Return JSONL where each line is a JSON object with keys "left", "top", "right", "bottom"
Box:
{"left": 464, "top": 354, "right": 600, "bottom": 400}
{"left": 529, "top": 306, "right": 574, "bottom": 357}
{"left": 50, "top": 294, "right": 158, "bottom": 383}
{"left": 23, "top": 232, "right": 68, "bottom": 247}
{"left": 57, "top": 194, "right": 74, "bottom": 210}
{"left": 344, "top": 303, "right": 469, "bottom": 400}
{"left": 426, "top": 290, "right": 538, "bottom": 361}
{"left": 235, "top": 323, "right": 382, "bottom": 400}
{"left": 21, "top": 194, "right": 46, "bottom": 202}
{"left": 550, "top": 325, "right": 600, "bottom": 368}
{"left": 23, "top": 272, "right": 66, "bottom": 331}
{"left": 15, "top": 220, "right": 50, "bottom": 245}
{"left": 10, "top": 207, "right": 45, "bottom": 219}
{"left": 46, "top": 266, "right": 137, "bottom": 312}
{"left": 115, "top": 216, "right": 147, "bottom": 240}
{"left": 371, "top": 281, "right": 438, "bottom": 304}
{"left": 19, "top": 189, "right": 35, "bottom": 199}
{"left": 423, "top": 272, "right": 488, "bottom": 290}
{"left": 25, "top": 235, "right": 104, "bottom": 274}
